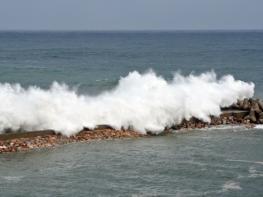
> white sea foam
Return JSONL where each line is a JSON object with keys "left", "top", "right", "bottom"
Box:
{"left": 248, "top": 166, "right": 263, "bottom": 178}
{"left": 222, "top": 181, "right": 242, "bottom": 191}
{"left": 227, "top": 159, "right": 263, "bottom": 165}
{"left": 254, "top": 124, "right": 263, "bottom": 129}
{"left": 2, "top": 176, "right": 24, "bottom": 183}
{"left": 0, "top": 70, "right": 254, "bottom": 136}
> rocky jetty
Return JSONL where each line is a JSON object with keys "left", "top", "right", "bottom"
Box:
{"left": 1, "top": 98, "right": 263, "bottom": 153}
{"left": 225, "top": 98, "right": 263, "bottom": 124}
{"left": 0, "top": 129, "right": 143, "bottom": 153}
{"left": 166, "top": 98, "right": 263, "bottom": 132}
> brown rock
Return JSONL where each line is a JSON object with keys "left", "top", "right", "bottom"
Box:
{"left": 249, "top": 110, "right": 257, "bottom": 123}
{"left": 230, "top": 102, "right": 239, "bottom": 109}
{"left": 257, "top": 99, "right": 263, "bottom": 110}
{"left": 243, "top": 99, "right": 250, "bottom": 110}
{"left": 251, "top": 101, "right": 262, "bottom": 114}
{"left": 237, "top": 99, "right": 244, "bottom": 109}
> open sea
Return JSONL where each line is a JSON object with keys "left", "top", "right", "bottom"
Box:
{"left": 0, "top": 31, "right": 263, "bottom": 196}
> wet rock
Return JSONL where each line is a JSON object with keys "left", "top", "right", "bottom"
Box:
{"left": 257, "top": 99, "right": 263, "bottom": 110}
{"left": 249, "top": 110, "right": 257, "bottom": 123}
{"left": 244, "top": 115, "right": 250, "bottom": 120}
{"left": 229, "top": 102, "right": 239, "bottom": 109}
{"left": 244, "top": 119, "right": 250, "bottom": 124}
{"left": 237, "top": 99, "right": 244, "bottom": 109}
{"left": 243, "top": 99, "right": 250, "bottom": 110}
{"left": 0, "top": 129, "right": 143, "bottom": 153}
{"left": 2, "top": 97, "right": 263, "bottom": 154}
{"left": 0, "top": 145, "right": 7, "bottom": 149}
{"left": 223, "top": 119, "right": 228, "bottom": 124}
{"left": 251, "top": 101, "right": 262, "bottom": 114}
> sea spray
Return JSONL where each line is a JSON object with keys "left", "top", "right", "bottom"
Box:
{"left": 0, "top": 71, "right": 254, "bottom": 135}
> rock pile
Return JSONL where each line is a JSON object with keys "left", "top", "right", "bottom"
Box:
{"left": 1, "top": 98, "right": 263, "bottom": 153}
{"left": 0, "top": 129, "right": 143, "bottom": 153}
{"left": 228, "top": 98, "right": 263, "bottom": 124}
{"left": 163, "top": 98, "right": 263, "bottom": 132}
{"left": 167, "top": 114, "right": 252, "bottom": 132}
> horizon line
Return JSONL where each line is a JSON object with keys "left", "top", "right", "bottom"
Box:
{"left": 0, "top": 28, "right": 263, "bottom": 33}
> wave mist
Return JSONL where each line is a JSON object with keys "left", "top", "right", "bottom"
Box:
{"left": 0, "top": 71, "right": 254, "bottom": 135}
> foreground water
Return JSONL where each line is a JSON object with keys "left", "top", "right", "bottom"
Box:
{"left": 0, "top": 128, "right": 263, "bottom": 196}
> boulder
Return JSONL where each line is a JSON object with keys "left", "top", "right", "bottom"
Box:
{"left": 259, "top": 112, "right": 263, "bottom": 119}
{"left": 237, "top": 99, "right": 244, "bottom": 109}
{"left": 230, "top": 103, "right": 239, "bottom": 109}
{"left": 257, "top": 99, "right": 263, "bottom": 110}
{"left": 251, "top": 101, "right": 262, "bottom": 114}
{"left": 249, "top": 110, "right": 257, "bottom": 123}
{"left": 243, "top": 99, "right": 250, "bottom": 110}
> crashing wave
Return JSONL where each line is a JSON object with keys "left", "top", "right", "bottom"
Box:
{"left": 0, "top": 70, "right": 254, "bottom": 136}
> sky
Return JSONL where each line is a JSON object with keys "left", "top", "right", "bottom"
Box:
{"left": 0, "top": 0, "right": 262, "bottom": 31}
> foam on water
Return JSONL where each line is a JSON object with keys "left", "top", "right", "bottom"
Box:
{"left": 248, "top": 166, "right": 263, "bottom": 178}
{"left": 1, "top": 176, "right": 24, "bottom": 183}
{"left": 255, "top": 125, "right": 263, "bottom": 129}
{"left": 0, "top": 70, "right": 254, "bottom": 136}
{"left": 222, "top": 181, "right": 242, "bottom": 191}
{"left": 227, "top": 159, "right": 263, "bottom": 165}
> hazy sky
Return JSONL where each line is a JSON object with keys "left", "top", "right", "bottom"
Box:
{"left": 1, "top": 0, "right": 263, "bottom": 31}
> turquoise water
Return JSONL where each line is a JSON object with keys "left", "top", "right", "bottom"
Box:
{"left": 0, "top": 31, "right": 263, "bottom": 196}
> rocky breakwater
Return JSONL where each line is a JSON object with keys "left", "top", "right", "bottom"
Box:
{"left": 1, "top": 98, "right": 263, "bottom": 153}
{"left": 162, "top": 98, "right": 263, "bottom": 132}
{"left": 0, "top": 128, "right": 144, "bottom": 153}
{"left": 229, "top": 98, "right": 263, "bottom": 124}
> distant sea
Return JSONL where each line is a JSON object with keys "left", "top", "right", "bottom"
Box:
{"left": 0, "top": 31, "right": 262, "bottom": 95}
{"left": 0, "top": 31, "right": 263, "bottom": 197}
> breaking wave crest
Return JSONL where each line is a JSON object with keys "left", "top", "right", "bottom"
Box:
{"left": 0, "top": 70, "right": 254, "bottom": 136}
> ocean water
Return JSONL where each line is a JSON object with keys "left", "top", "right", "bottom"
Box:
{"left": 1, "top": 128, "right": 263, "bottom": 196}
{"left": 0, "top": 31, "right": 262, "bottom": 95}
{"left": 0, "top": 31, "right": 263, "bottom": 196}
